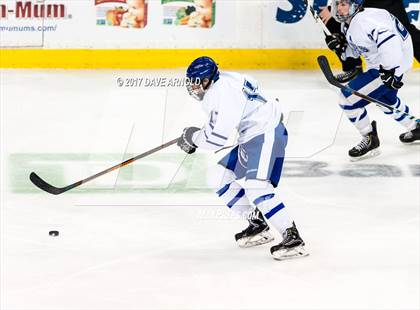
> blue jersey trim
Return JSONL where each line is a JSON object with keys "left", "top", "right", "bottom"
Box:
{"left": 377, "top": 34, "right": 396, "bottom": 48}
{"left": 211, "top": 132, "right": 228, "bottom": 140}
{"left": 204, "top": 130, "right": 224, "bottom": 147}
{"left": 206, "top": 140, "right": 224, "bottom": 147}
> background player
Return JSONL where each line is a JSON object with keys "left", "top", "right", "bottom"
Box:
{"left": 319, "top": 0, "right": 420, "bottom": 82}
{"left": 326, "top": 0, "right": 420, "bottom": 160}
{"left": 176, "top": 56, "right": 308, "bottom": 260}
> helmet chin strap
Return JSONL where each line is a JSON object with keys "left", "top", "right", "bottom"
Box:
{"left": 187, "top": 83, "right": 206, "bottom": 101}
{"left": 197, "top": 71, "right": 218, "bottom": 99}
{"left": 187, "top": 68, "right": 219, "bottom": 101}
{"left": 204, "top": 69, "right": 219, "bottom": 90}
{"left": 196, "top": 84, "right": 206, "bottom": 100}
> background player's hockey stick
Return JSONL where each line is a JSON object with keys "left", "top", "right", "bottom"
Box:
{"left": 317, "top": 55, "right": 420, "bottom": 123}
{"left": 304, "top": 0, "right": 332, "bottom": 35}
{"left": 30, "top": 138, "right": 179, "bottom": 195}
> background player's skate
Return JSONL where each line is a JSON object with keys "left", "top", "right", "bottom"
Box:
{"left": 348, "top": 120, "right": 380, "bottom": 161}
{"left": 400, "top": 123, "right": 420, "bottom": 143}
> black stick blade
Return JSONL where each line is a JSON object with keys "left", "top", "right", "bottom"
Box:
{"left": 317, "top": 55, "right": 343, "bottom": 88}
{"left": 29, "top": 172, "right": 65, "bottom": 195}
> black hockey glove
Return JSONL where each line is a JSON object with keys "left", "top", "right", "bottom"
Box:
{"left": 177, "top": 127, "right": 200, "bottom": 154}
{"left": 379, "top": 66, "right": 404, "bottom": 90}
{"left": 325, "top": 33, "right": 347, "bottom": 58}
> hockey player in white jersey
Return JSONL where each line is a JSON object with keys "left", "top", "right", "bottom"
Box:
{"left": 328, "top": 0, "right": 420, "bottom": 160}
{"left": 176, "top": 56, "right": 308, "bottom": 260}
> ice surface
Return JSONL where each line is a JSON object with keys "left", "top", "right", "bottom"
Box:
{"left": 0, "top": 68, "right": 419, "bottom": 310}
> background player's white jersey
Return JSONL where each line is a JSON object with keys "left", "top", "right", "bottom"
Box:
{"left": 192, "top": 72, "right": 283, "bottom": 150}
{"left": 343, "top": 8, "right": 413, "bottom": 76}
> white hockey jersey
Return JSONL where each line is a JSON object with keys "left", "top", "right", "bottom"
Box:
{"left": 343, "top": 8, "right": 413, "bottom": 76}
{"left": 192, "top": 72, "right": 283, "bottom": 150}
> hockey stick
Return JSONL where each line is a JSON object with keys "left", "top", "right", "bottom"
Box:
{"left": 317, "top": 55, "right": 420, "bottom": 122}
{"left": 215, "top": 144, "right": 236, "bottom": 154}
{"left": 304, "top": 0, "right": 332, "bottom": 35}
{"left": 29, "top": 138, "right": 179, "bottom": 195}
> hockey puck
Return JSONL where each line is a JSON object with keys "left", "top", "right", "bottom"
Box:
{"left": 49, "top": 230, "right": 59, "bottom": 237}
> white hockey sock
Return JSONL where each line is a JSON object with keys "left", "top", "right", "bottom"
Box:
{"left": 339, "top": 95, "right": 372, "bottom": 136}
{"left": 211, "top": 166, "right": 254, "bottom": 218}
{"left": 216, "top": 181, "right": 254, "bottom": 218}
{"left": 378, "top": 98, "right": 417, "bottom": 130}
{"left": 244, "top": 179, "right": 293, "bottom": 234}
{"left": 344, "top": 107, "right": 372, "bottom": 136}
{"left": 254, "top": 194, "right": 293, "bottom": 234}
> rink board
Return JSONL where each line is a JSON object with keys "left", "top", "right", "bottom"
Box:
{"left": 1, "top": 49, "right": 420, "bottom": 69}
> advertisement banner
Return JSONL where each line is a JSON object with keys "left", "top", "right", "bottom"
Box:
{"left": 95, "top": 0, "right": 147, "bottom": 28}
{"left": 1, "top": 0, "right": 418, "bottom": 50}
{"left": 0, "top": 0, "right": 70, "bottom": 47}
{"left": 161, "top": 0, "right": 215, "bottom": 28}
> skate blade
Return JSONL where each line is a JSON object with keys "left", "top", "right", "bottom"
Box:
{"left": 349, "top": 147, "right": 381, "bottom": 162}
{"left": 271, "top": 245, "right": 309, "bottom": 261}
{"left": 237, "top": 231, "right": 274, "bottom": 248}
{"left": 400, "top": 139, "right": 420, "bottom": 144}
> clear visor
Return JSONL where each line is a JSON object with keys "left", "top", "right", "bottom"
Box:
{"left": 186, "top": 78, "right": 207, "bottom": 101}
{"left": 331, "top": 0, "right": 358, "bottom": 23}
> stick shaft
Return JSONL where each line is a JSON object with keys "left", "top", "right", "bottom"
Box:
{"left": 30, "top": 138, "right": 179, "bottom": 195}
{"left": 79, "top": 138, "right": 178, "bottom": 185}
{"left": 305, "top": 0, "right": 332, "bottom": 36}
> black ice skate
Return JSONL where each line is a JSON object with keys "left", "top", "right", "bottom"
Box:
{"left": 235, "top": 209, "right": 274, "bottom": 248}
{"left": 270, "top": 222, "right": 308, "bottom": 261}
{"left": 349, "top": 121, "right": 380, "bottom": 161}
{"left": 399, "top": 122, "right": 420, "bottom": 143}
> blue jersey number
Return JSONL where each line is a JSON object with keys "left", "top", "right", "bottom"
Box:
{"left": 242, "top": 79, "right": 267, "bottom": 103}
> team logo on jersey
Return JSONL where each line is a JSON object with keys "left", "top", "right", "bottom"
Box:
{"left": 348, "top": 36, "right": 369, "bottom": 54}
{"left": 209, "top": 111, "right": 218, "bottom": 129}
{"left": 238, "top": 145, "right": 248, "bottom": 165}
{"left": 392, "top": 15, "right": 409, "bottom": 40}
